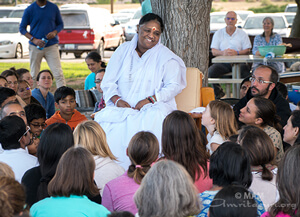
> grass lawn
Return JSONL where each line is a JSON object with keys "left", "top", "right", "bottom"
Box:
{"left": 0, "top": 62, "right": 89, "bottom": 90}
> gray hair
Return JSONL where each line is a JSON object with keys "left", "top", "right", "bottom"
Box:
{"left": 134, "top": 160, "right": 200, "bottom": 217}
{"left": 0, "top": 101, "right": 22, "bottom": 120}
{"left": 263, "top": 16, "right": 274, "bottom": 27}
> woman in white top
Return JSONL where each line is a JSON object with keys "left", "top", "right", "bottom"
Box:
{"left": 202, "top": 100, "right": 237, "bottom": 154}
{"left": 94, "top": 13, "right": 186, "bottom": 169}
{"left": 238, "top": 125, "right": 277, "bottom": 210}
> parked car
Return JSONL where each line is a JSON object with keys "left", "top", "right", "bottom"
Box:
{"left": 124, "top": 8, "right": 142, "bottom": 41}
{"left": 58, "top": 4, "right": 124, "bottom": 58}
{"left": 285, "top": 4, "right": 297, "bottom": 13}
{"left": 8, "top": 4, "right": 29, "bottom": 18}
{"left": 277, "top": 12, "right": 296, "bottom": 26}
{"left": 0, "top": 18, "right": 29, "bottom": 58}
{"left": 235, "top": 10, "right": 254, "bottom": 21}
{"left": 0, "top": 7, "right": 15, "bottom": 18}
{"left": 242, "top": 13, "right": 291, "bottom": 37}
{"left": 113, "top": 9, "right": 136, "bottom": 25}
{"left": 210, "top": 11, "right": 243, "bottom": 33}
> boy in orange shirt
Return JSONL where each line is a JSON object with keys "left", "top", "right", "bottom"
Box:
{"left": 46, "top": 86, "right": 87, "bottom": 130}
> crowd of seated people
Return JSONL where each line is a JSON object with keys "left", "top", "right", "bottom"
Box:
{"left": 1, "top": 12, "right": 300, "bottom": 217}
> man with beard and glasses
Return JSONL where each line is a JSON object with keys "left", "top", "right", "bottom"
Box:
{"left": 19, "top": 0, "right": 65, "bottom": 88}
{"left": 234, "top": 65, "right": 291, "bottom": 129}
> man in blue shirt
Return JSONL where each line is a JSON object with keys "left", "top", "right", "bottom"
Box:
{"left": 19, "top": 0, "right": 66, "bottom": 88}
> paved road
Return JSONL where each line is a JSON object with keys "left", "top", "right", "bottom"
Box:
{"left": 0, "top": 50, "right": 114, "bottom": 63}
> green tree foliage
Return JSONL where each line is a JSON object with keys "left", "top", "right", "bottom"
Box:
{"left": 249, "top": 4, "right": 287, "bottom": 13}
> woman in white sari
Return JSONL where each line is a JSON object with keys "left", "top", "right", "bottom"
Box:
{"left": 95, "top": 13, "right": 186, "bottom": 168}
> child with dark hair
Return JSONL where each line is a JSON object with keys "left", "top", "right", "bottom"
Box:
{"left": 24, "top": 104, "right": 47, "bottom": 156}
{"left": 238, "top": 125, "right": 277, "bottom": 210}
{"left": 102, "top": 131, "right": 159, "bottom": 214}
{"left": 197, "top": 142, "right": 265, "bottom": 217}
{"left": 85, "top": 52, "right": 106, "bottom": 90}
{"left": 209, "top": 185, "right": 257, "bottom": 217}
{"left": 45, "top": 86, "right": 87, "bottom": 130}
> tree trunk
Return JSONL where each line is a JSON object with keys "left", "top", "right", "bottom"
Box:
{"left": 151, "top": 0, "right": 213, "bottom": 86}
{"left": 290, "top": 0, "right": 300, "bottom": 38}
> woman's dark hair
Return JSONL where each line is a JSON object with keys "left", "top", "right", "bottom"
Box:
{"left": 240, "top": 76, "right": 251, "bottom": 90}
{"left": 108, "top": 211, "right": 135, "bottom": 217}
{"left": 209, "top": 142, "right": 252, "bottom": 188}
{"left": 48, "top": 147, "right": 99, "bottom": 197}
{"left": 1, "top": 70, "right": 18, "bottom": 80}
{"left": 209, "top": 185, "right": 257, "bottom": 217}
{"left": 139, "top": 13, "right": 164, "bottom": 33}
{"left": 269, "top": 145, "right": 300, "bottom": 217}
{"left": 36, "top": 70, "right": 53, "bottom": 82}
{"left": 86, "top": 51, "right": 106, "bottom": 68}
{"left": 239, "top": 125, "right": 276, "bottom": 181}
{"left": 36, "top": 123, "right": 74, "bottom": 202}
{"left": 162, "top": 110, "right": 209, "bottom": 182}
{"left": 127, "top": 131, "right": 159, "bottom": 184}
{"left": 0, "top": 75, "right": 7, "bottom": 82}
{"left": 15, "top": 68, "right": 29, "bottom": 80}
{"left": 24, "top": 103, "right": 46, "bottom": 124}
{"left": 252, "top": 97, "right": 282, "bottom": 132}
{"left": 0, "top": 87, "right": 16, "bottom": 108}
{"left": 290, "top": 110, "right": 300, "bottom": 145}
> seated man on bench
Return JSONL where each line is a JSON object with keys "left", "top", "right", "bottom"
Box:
{"left": 209, "top": 11, "right": 251, "bottom": 99}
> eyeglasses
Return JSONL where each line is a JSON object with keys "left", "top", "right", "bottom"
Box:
{"left": 18, "top": 126, "right": 31, "bottom": 142}
{"left": 30, "top": 122, "right": 47, "bottom": 128}
{"left": 226, "top": 17, "right": 236, "bottom": 21}
{"left": 18, "top": 87, "right": 30, "bottom": 93}
{"left": 7, "top": 81, "right": 18, "bottom": 85}
{"left": 94, "top": 79, "right": 102, "bottom": 84}
{"left": 249, "top": 77, "right": 273, "bottom": 84}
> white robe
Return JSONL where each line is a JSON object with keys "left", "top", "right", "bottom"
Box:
{"left": 95, "top": 34, "right": 186, "bottom": 169}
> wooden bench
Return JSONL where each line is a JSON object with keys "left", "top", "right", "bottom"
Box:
{"left": 280, "top": 71, "right": 300, "bottom": 84}
{"left": 208, "top": 78, "right": 243, "bottom": 97}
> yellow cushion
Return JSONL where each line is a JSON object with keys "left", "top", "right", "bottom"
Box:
{"left": 175, "top": 67, "right": 202, "bottom": 113}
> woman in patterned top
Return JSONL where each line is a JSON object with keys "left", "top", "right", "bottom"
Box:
{"left": 252, "top": 17, "right": 285, "bottom": 73}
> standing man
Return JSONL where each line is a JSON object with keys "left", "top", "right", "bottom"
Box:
{"left": 209, "top": 11, "right": 251, "bottom": 98}
{"left": 19, "top": 0, "right": 66, "bottom": 88}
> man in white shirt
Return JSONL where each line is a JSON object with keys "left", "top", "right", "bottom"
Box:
{"left": 0, "top": 116, "right": 38, "bottom": 182}
{"left": 209, "top": 11, "right": 252, "bottom": 98}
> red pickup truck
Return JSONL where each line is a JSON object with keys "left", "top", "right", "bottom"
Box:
{"left": 58, "top": 4, "right": 124, "bottom": 58}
